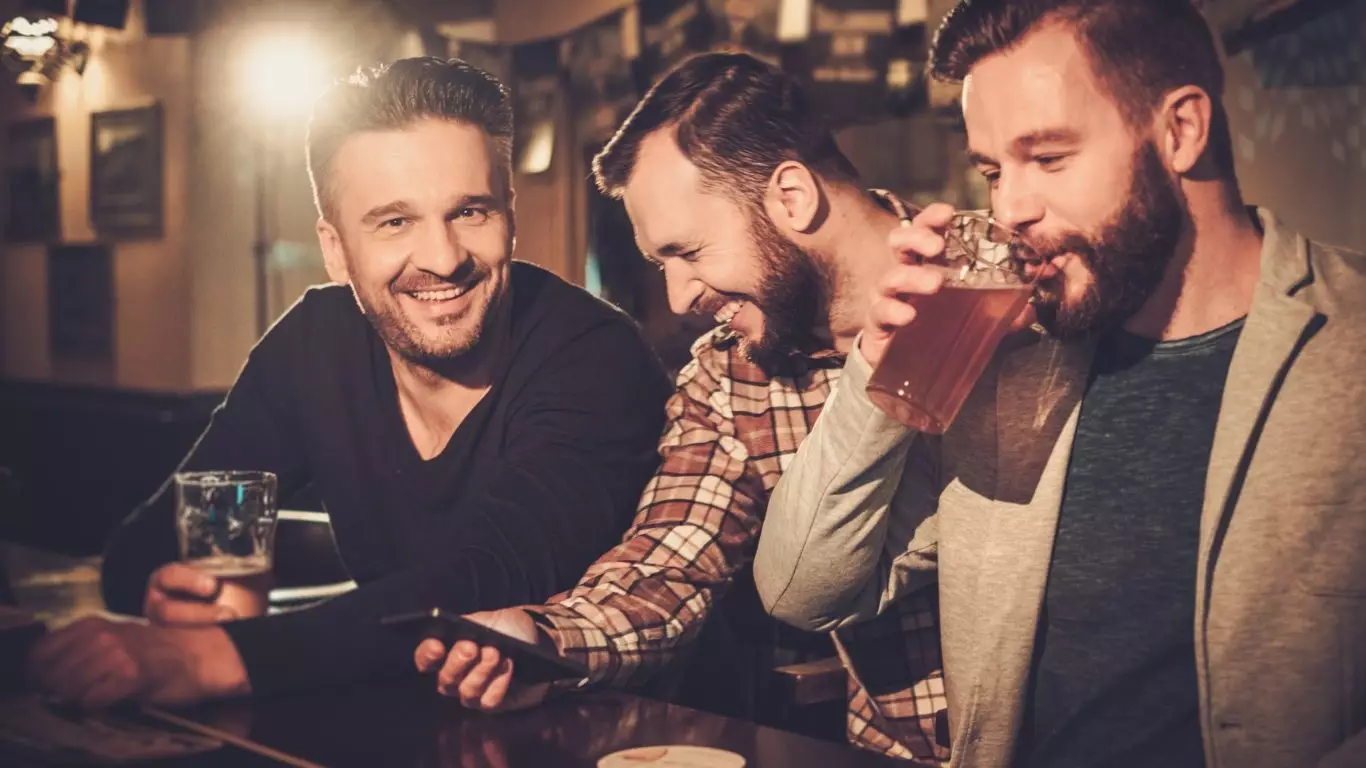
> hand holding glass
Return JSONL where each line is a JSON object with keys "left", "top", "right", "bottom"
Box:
{"left": 174, "top": 471, "right": 278, "bottom": 618}
{"left": 866, "top": 212, "right": 1040, "bottom": 433}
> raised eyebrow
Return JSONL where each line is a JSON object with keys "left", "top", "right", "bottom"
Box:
{"left": 1012, "top": 129, "right": 1081, "bottom": 154}
{"left": 968, "top": 129, "right": 1081, "bottom": 168}
{"left": 967, "top": 149, "right": 997, "bottom": 167}
{"left": 361, "top": 201, "right": 415, "bottom": 226}
{"left": 454, "top": 194, "right": 500, "bottom": 210}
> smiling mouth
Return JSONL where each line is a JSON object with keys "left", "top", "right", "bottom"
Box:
{"left": 712, "top": 299, "right": 748, "bottom": 326}
{"left": 407, "top": 286, "right": 471, "bottom": 302}
{"left": 400, "top": 274, "right": 483, "bottom": 304}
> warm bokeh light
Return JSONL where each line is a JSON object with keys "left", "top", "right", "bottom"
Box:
{"left": 3, "top": 16, "right": 59, "bottom": 58}
{"left": 237, "top": 30, "right": 332, "bottom": 124}
{"left": 3, "top": 15, "right": 59, "bottom": 38}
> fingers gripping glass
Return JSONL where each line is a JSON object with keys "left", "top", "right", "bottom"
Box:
{"left": 866, "top": 212, "right": 1040, "bottom": 434}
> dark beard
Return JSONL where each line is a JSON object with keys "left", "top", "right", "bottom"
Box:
{"left": 1030, "top": 141, "right": 1186, "bottom": 340}
{"left": 740, "top": 209, "right": 832, "bottom": 373}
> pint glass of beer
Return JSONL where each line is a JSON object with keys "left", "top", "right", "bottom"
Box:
{"left": 866, "top": 212, "right": 1039, "bottom": 434}
{"left": 175, "top": 470, "right": 279, "bottom": 617}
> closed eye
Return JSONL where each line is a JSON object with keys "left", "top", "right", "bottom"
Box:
{"left": 641, "top": 249, "right": 700, "bottom": 269}
{"left": 1035, "top": 154, "right": 1068, "bottom": 170}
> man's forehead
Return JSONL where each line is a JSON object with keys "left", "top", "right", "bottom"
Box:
{"left": 331, "top": 120, "right": 498, "bottom": 213}
{"left": 962, "top": 23, "right": 1112, "bottom": 152}
{"left": 628, "top": 131, "right": 702, "bottom": 196}
{"left": 623, "top": 132, "right": 705, "bottom": 251}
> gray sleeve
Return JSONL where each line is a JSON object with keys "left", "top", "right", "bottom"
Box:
{"left": 754, "top": 342, "right": 941, "bottom": 632}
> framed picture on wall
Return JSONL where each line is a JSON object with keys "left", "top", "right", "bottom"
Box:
{"left": 48, "top": 243, "right": 114, "bottom": 363}
{"left": 90, "top": 104, "right": 163, "bottom": 239}
{"left": 4, "top": 118, "right": 61, "bottom": 243}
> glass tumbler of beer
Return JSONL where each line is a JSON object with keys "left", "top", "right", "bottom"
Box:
{"left": 866, "top": 212, "right": 1039, "bottom": 433}
{"left": 175, "top": 470, "right": 279, "bottom": 618}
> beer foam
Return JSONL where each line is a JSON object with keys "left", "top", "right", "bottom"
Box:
{"left": 189, "top": 555, "right": 269, "bottom": 579}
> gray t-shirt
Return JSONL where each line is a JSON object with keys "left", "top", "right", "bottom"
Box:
{"left": 1019, "top": 318, "right": 1245, "bottom": 768}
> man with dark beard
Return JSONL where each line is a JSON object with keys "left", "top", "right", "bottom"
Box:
{"left": 755, "top": 2, "right": 1366, "bottom": 767}
{"left": 414, "top": 52, "right": 951, "bottom": 764}
{"left": 27, "top": 58, "right": 669, "bottom": 707}
{"left": 1026, "top": 142, "right": 1186, "bottom": 341}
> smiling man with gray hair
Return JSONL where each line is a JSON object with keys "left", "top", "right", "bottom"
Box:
{"left": 27, "top": 57, "right": 669, "bottom": 707}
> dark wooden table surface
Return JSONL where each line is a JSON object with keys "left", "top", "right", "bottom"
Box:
{"left": 4, "top": 543, "right": 905, "bottom": 767}
{"left": 155, "top": 679, "right": 907, "bottom": 768}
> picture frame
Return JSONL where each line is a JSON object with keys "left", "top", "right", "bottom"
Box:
{"left": 4, "top": 117, "right": 61, "bottom": 243}
{"left": 90, "top": 104, "right": 163, "bottom": 239}
{"left": 48, "top": 242, "right": 114, "bottom": 363}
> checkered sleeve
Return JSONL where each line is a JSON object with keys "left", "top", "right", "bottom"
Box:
{"left": 525, "top": 345, "right": 767, "bottom": 688}
{"left": 836, "top": 587, "right": 950, "bottom": 763}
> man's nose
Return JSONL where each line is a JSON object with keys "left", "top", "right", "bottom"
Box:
{"left": 663, "top": 262, "right": 705, "bottom": 316}
{"left": 992, "top": 172, "right": 1045, "bottom": 234}
{"left": 410, "top": 221, "right": 468, "bottom": 276}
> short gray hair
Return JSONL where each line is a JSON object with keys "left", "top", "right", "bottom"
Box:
{"left": 306, "top": 57, "right": 514, "bottom": 220}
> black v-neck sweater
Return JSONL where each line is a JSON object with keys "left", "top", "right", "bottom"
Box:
{"left": 100, "top": 262, "right": 670, "bottom": 695}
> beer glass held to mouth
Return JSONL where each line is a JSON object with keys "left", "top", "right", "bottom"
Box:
{"left": 865, "top": 211, "right": 1041, "bottom": 434}
{"left": 174, "top": 470, "right": 279, "bottom": 619}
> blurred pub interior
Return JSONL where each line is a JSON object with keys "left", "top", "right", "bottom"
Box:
{"left": 0, "top": 0, "right": 1363, "bottom": 732}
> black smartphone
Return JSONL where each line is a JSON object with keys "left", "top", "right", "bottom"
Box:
{"left": 382, "top": 608, "right": 589, "bottom": 685}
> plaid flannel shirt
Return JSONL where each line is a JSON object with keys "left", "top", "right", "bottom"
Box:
{"left": 527, "top": 329, "right": 950, "bottom": 763}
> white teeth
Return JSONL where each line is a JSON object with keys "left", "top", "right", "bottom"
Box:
{"left": 409, "top": 286, "right": 467, "bottom": 302}
{"left": 714, "top": 301, "right": 745, "bottom": 324}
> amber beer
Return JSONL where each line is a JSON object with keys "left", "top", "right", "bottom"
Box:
{"left": 191, "top": 555, "right": 274, "bottom": 618}
{"left": 866, "top": 212, "right": 1037, "bottom": 434}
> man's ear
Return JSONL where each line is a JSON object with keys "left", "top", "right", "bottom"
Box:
{"left": 1158, "top": 85, "right": 1215, "bottom": 176}
{"left": 317, "top": 218, "right": 350, "bottom": 285}
{"left": 763, "top": 161, "right": 823, "bottom": 235}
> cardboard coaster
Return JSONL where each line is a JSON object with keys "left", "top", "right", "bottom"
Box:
{"left": 599, "top": 745, "right": 746, "bottom": 767}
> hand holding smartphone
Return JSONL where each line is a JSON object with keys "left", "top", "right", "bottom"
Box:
{"left": 384, "top": 608, "right": 588, "bottom": 685}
